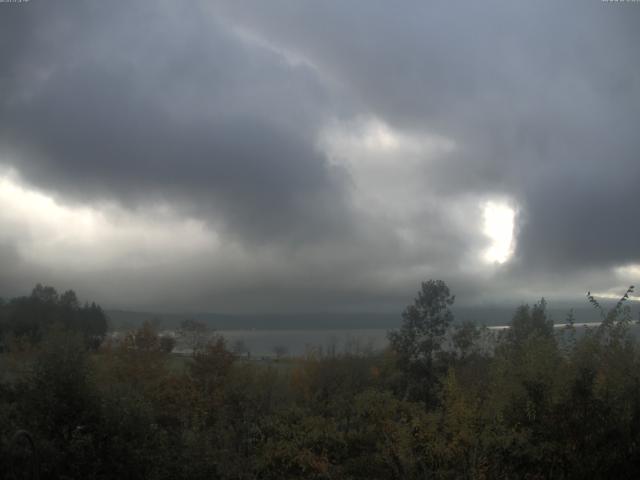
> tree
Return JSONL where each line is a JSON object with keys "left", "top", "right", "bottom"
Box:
{"left": 232, "top": 339, "right": 250, "bottom": 357}
{"left": 30, "top": 284, "right": 59, "bottom": 304}
{"left": 83, "top": 302, "right": 108, "bottom": 346}
{"left": 388, "top": 279, "right": 455, "bottom": 403}
{"left": 59, "top": 290, "right": 79, "bottom": 310}
{"left": 130, "top": 320, "right": 160, "bottom": 352}
{"left": 0, "top": 285, "right": 107, "bottom": 347}
{"left": 159, "top": 335, "right": 177, "bottom": 353}
{"left": 452, "top": 320, "right": 483, "bottom": 360}
{"left": 588, "top": 285, "right": 636, "bottom": 343}
{"left": 20, "top": 327, "right": 102, "bottom": 478}
{"left": 189, "top": 335, "right": 235, "bottom": 395}
{"left": 505, "top": 298, "right": 553, "bottom": 348}
{"left": 272, "top": 345, "right": 288, "bottom": 360}
{"left": 177, "top": 318, "right": 209, "bottom": 351}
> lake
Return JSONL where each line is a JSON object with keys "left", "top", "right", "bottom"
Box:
{"left": 168, "top": 328, "right": 390, "bottom": 357}
{"left": 113, "top": 321, "right": 636, "bottom": 358}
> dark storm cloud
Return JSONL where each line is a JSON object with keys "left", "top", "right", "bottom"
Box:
{"left": 0, "top": 0, "right": 349, "bottom": 243}
{"left": 0, "top": 0, "right": 638, "bottom": 311}
{"left": 216, "top": 0, "right": 640, "bottom": 272}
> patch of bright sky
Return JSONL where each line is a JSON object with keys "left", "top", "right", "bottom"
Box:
{"left": 319, "top": 116, "right": 455, "bottom": 217}
{"left": 319, "top": 116, "right": 521, "bottom": 273}
{"left": 591, "top": 264, "right": 640, "bottom": 301}
{"left": 321, "top": 116, "right": 456, "bottom": 163}
{"left": 482, "top": 201, "right": 515, "bottom": 264}
{"left": 0, "top": 171, "right": 216, "bottom": 271}
{"left": 589, "top": 291, "right": 640, "bottom": 302}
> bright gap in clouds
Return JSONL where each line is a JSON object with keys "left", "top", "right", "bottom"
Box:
{"left": 0, "top": 172, "right": 215, "bottom": 270}
{"left": 483, "top": 201, "right": 515, "bottom": 264}
{"left": 593, "top": 264, "right": 640, "bottom": 302}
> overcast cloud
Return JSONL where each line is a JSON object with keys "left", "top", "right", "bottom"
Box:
{"left": 0, "top": 0, "right": 638, "bottom": 313}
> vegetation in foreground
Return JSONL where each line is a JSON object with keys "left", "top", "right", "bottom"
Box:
{"left": 1, "top": 281, "right": 640, "bottom": 479}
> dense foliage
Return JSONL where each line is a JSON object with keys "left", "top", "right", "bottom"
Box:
{"left": 1, "top": 281, "right": 640, "bottom": 479}
{"left": 0, "top": 284, "right": 108, "bottom": 349}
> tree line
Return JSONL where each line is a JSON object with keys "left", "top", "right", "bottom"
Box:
{"left": 1, "top": 281, "right": 640, "bottom": 479}
{"left": 0, "top": 284, "right": 108, "bottom": 350}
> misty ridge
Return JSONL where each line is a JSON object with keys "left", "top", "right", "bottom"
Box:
{"left": 2, "top": 0, "right": 640, "bottom": 478}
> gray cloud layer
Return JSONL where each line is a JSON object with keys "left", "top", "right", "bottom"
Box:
{"left": 0, "top": 0, "right": 638, "bottom": 312}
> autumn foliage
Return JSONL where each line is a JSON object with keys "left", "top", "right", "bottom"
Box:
{"left": 1, "top": 282, "right": 640, "bottom": 479}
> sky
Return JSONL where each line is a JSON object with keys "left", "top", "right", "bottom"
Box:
{"left": 0, "top": 0, "right": 639, "bottom": 313}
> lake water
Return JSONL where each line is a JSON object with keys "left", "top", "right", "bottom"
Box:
{"left": 161, "top": 328, "right": 389, "bottom": 357}
{"left": 206, "top": 323, "right": 616, "bottom": 356}
{"left": 130, "top": 321, "right": 636, "bottom": 357}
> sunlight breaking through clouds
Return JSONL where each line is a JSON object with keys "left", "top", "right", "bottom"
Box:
{"left": 0, "top": 172, "right": 216, "bottom": 270}
{"left": 0, "top": 1, "right": 637, "bottom": 311}
{"left": 482, "top": 201, "right": 515, "bottom": 264}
